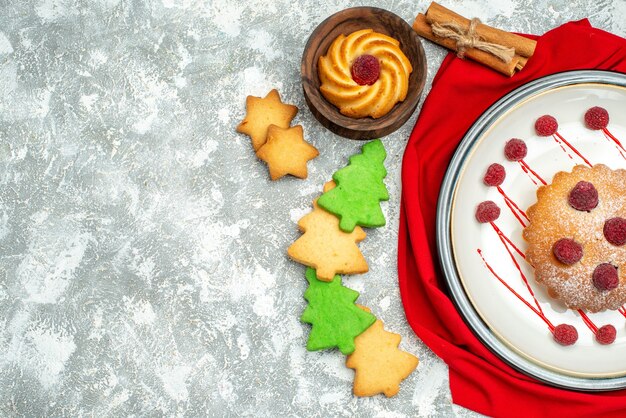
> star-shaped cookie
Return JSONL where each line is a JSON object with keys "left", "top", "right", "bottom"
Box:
{"left": 256, "top": 125, "right": 319, "bottom": 180}
{"left": 236, "top": 89, "right": 298, "bottom": 151}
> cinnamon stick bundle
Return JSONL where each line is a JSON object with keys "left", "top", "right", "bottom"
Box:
{"left": 413, "top": 2, "right": 537, "bottom": 76}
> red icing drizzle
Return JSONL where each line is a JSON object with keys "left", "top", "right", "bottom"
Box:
{"left": 602, "top": 128, "right": 626, "bottom": 161}
{"left": 490, "top": 221, "right": 525, "bottom": 259}
{"left": 552, "top": 133, "right": 574, "bottom": 160}
{"left": 477, "top": 249, "right": 555, "bottom": 331}
{"left": 490, "top": 222, "right": 544, "bottom": 316}
{"left": 518, "top": 160, "right": 547, "bottom": 186}
{"left": 554, "top": 132, "right": 593, "bottom": 167}
{"left": 577, "top": 309, "right": 599, "bottom": 333}
{"left": 497, "top": 186, "right": 529, "bottom": 227}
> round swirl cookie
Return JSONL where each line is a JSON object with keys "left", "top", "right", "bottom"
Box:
{"left": 523, "top": 164, "right": 626, "bottom": 312}
{"left": 318, "top": 29, "right": 413, "bottom": 119}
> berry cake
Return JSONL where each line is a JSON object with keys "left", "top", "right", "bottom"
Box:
{"left": 523, "top": 164, "right": 626, "bottom": 312}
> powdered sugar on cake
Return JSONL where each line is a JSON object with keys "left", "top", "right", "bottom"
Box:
{"left": 523, "top": 164, "right": 626, "bottom": 312}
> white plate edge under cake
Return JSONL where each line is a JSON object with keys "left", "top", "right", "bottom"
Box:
{"left": 437, "top": 70, "right": 626, "bottom": 391}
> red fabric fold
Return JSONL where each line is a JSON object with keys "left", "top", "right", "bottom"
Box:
{"left": 398, "top": 20, "right": 626, "bottom": 417}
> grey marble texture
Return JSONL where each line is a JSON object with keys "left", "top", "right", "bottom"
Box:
{"left": 0, "top": 0, "right": 624, "bottom": 416}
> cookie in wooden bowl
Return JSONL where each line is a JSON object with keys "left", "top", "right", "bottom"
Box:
{"left": 301, "top": 7, "right": 427, "bottom": 140}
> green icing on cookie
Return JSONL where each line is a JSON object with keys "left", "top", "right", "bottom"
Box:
{"left": 301, "top": 268, "right": 376, "bottom": 355}
{"left": 317, "top": 139, "right": 389, "bottom": 232}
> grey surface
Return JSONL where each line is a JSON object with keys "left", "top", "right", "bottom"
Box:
{"left": 0, "top": 0, "right": 623, "bottom": 416}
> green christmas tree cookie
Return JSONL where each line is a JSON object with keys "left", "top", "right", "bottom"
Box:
{"left": 317, "top": 139, "right": 389, "bottom": 232}
{"left": 301, "top": 268, "right": 376, "bottom": 355}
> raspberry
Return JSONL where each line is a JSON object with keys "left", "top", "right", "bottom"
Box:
{"left": 584, "top": 106, "right": 609, "bottom": 130}
{"left": 535, "top": 115, "right": 558, "bottom": 136}
{"left": 592, "top": 263, "right": 619, "bottom": 291}
{"left": 596, "top": 324, "right": 616, "bottom": 345}
{"left": 552, "top": 238, "right": 583, "bottom": 265}
{"left": 553, "top": 324, "right": 578, "bottom": 346}
{"left": 604, "top": 217, "right": 626, "bottom": 246}
{"left": 351, "top": 55, "right": 380, "bottom": 86}
{"left": 475, "top": 201, "right": 500, "bottom": 223}
{"left": 567, "top": 181, "right": 598, "bottom": 212}
{"left": 483, "top": 163, "right": 506, "bottom": 187}
{"left": 504, "top": 138, "right": 527, "bottom": 161}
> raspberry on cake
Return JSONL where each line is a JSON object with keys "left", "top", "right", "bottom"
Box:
{"left": 523, "top": 164, "right": 626, "bottom": 312}
{"left": 568, "top": 181, "right": 598, "bottom": 212}
{"left": 604, "top": 217, "right": 626, "bottom": 246}
{"left": 552, "top": 238, "right": 583, "bottom": 265}
{"left": 592, "top": 263, "right": 619, "bottom": 291}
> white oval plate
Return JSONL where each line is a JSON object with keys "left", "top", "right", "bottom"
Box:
{"left": 438, "top": 71, "right": 626, "bottom": 390}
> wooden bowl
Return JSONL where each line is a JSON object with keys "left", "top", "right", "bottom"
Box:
{"left": 301, "top": 7, "right": 427, "bottom": 140}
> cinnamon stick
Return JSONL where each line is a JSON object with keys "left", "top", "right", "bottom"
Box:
{"left": 412, "top": 13, "right": 519, "bottom": 76}
{"left": 425, "top": 2, "right": 536, "bottom": 58}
